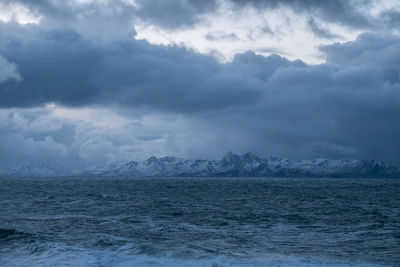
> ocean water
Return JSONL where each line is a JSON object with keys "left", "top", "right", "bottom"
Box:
{"left": 0, "top": 177, "right": 399, "bottom": 267}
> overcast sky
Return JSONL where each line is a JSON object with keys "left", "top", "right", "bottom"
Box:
{"left": 0, "top": 0, "right": 399, "bottom": 168}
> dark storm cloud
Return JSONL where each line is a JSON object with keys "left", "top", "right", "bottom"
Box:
{"left": 133, "top": 0, "right": 400, "bottom": 33}
{"left": 320, "top": 33, "right": 400, "bottom": 73}
{"left": 1, "top": 0, "right": 138, "bottom": 41}
{"left": 106, "top": 32, "right": 400, "bottom": 164}
{"left": 132, "top": 0, "right": 379, "bottom": 30}
{"left": 134, "top": 0, "right": 217, "bottom": 29}
{"left": 381, "top": 10, "right": 400, "bottom": 27}
{"left": 1, "top": 23, "right": 399, "bottom": 119}
{"left": 2, "top": 0, "right": 214, "bottom": 30}
{"left": 1, "top": 0, "right": 135, "bottom": 18}
{"left": 1, "top": 0, "right": 400, "bottom": 166}
{"left": 0, "top": 24, "right": 261, "bottom": 112}
{"left": 5, "top": 0, "right": 398, "bottom": 31}
{"left": 184, "top": 33, "right": 400, "bottom": 165}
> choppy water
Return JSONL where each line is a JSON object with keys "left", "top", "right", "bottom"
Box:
{"left": 0, "top": 177, "right": 399, "bottom": 266}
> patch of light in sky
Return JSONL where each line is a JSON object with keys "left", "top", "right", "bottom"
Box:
{"left": 134, "top": 4, "right": 362, "bottom": 65}
{"left": 49, "top": 104, "right": 133, "bottom": 128}
{"left": 0, "top": 2, "right": 41, "bottom": 24}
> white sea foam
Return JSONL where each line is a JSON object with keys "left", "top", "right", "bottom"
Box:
{"left": 0, "top": 243, "right": 385, "bottom": 267}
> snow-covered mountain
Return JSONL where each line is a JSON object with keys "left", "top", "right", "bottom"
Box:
{"left": 0, "top": 152, "right": 398, "bottom": 178}
{"left": 79, "top": 152, "right": 400, "bottom": 178}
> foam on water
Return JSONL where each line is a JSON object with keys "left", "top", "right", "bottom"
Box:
{"left": 0, "top": 241, "right": 386, "bottom": 267}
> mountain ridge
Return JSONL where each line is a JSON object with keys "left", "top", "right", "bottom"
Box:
{"left": 2, "top": 152, "right": 397, "bottom": 178}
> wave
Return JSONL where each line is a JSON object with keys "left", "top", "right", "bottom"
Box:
{"left": 0, "top": 228, "right": 34, "bottom": 241}
{"left": 0, "top": 228, "right": 17, "bottom": 238}
{"left": 0, "top": 228, "right": 43, "bottom": 252}
{"left": 0, "top": 241, "right": 386, "bottom": 267}
{"left": 19, "top": 214, "right": 97, "bottom": 221}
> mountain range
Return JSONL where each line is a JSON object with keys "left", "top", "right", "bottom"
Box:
{"left": 1, "top": 152, "right": 399, "bottom": 178}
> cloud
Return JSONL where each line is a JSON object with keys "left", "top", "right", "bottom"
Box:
{"left": 134, "top": 0, "right": 217, "bottom": 29}
{"left": 229, "top": 0, "right": 374, "bottom": 28}
{"left": 132, "top": 0, "right": 397, "bottom": 31}
{"left": 320, "top": 33, "right": 400, "bottom": 70}
{"left": 0, "top": 0, "right": 399, "bottom": 168}
{"left": 180, "top": 33, "right": 400, "bottom": 164}
{"left": 308, "top": 17, "right": 341, "bottom": 39}
{"left": 381, "top": 9, "right": 400, "bottom": 28}
{"left": 5, "top": 0, "right": 400, "bottom": 33}
{"left": 0, "top": 55, "right": 21, "bottom": 83}
{"left": 0, "top": 110, "right": 70, "bottom": 165}
{"left": 0, "top": 1, "right": 41, "bottom": 24}
{"left": 1, "top": 19, "right": 400, "bottom": 165}
{"left": 0, "top": 25, "right": 261, "bottom": 112}
{"left": 0, "top": 0, "right": 137, "bottom": 44}
{"left": 205, "top": 31, "right": 240, "bottom": 41}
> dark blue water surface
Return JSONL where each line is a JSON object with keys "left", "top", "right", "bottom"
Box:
{"left": 0, "top": 177, "right": 399, "bottom": 266}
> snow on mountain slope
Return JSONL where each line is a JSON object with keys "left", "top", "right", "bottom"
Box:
{"left": 1, "top": 152, "right": 399, "bottom": 178}
{"left": 80, "top": 152, "right": 400, "bottom": 178}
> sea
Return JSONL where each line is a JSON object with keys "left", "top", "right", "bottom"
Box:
{"left": 0, "top": 177, "right": 399, "bottom": 267}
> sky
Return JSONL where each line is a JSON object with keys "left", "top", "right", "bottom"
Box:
{"left": 0, "top": 0, "right": 399, "bottom": 168}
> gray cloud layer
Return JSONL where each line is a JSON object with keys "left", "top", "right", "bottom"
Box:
{"left": 6, "top": 0, "right": 397, "bottom": 30}
{"left": 0, "top": 25, "right": 259, "bottom": 112}
{"left": 133, "top": 0, "right": 398, "bottom": 30}
{"left": 134, "top": 0, "right": 217, "bottom": 29}
{"left": 0, "top": 0, "right": 399, "bottom": 167}
{"left": 0, "top": 55, "right": 20, "bottom": 83}
{"left": 230, "top": 0, "right": 374, "bottom": 27}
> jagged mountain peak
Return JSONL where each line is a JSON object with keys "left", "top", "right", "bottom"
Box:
{"left": 222, "top": 151, "right": 238, "bottom": 160}
{"left": 240, "top": 152, "right": 260, "bottom": 161}
{"left": 145, "top": 156, "right": 158, "bottom": 163}
{"left": 1, "top": 153, "right": 399, "bottom": 178}
{"left": 160, "top": 156, "right": 181, "bottom": 162}
{"left": 77, "top": 152, "right": 400, "bottom": 178}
